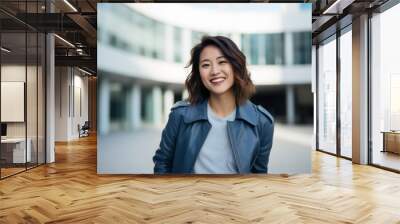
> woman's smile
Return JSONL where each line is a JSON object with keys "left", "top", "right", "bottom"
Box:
{"left": 209, "top": 76, "right": 226, "bottom": 85}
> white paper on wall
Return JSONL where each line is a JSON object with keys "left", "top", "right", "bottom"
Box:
{"left": 1, "top": 81, "right": 25, "bottom": 122}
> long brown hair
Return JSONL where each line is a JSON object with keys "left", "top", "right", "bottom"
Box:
{"left": 185, "top": 35, "right": 255, "bottom": 105}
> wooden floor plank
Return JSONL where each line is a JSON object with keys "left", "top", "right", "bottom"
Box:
{"left": 0, "top": 134, "right": 400, "bottom": 223}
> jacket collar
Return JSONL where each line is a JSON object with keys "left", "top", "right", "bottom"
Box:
{"left": 183, "top": 99, "right": 257, "bottom": 126}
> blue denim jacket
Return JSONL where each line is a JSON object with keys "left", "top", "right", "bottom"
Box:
{"left": 153, "top": 99, "right": 274, "bottom": 174}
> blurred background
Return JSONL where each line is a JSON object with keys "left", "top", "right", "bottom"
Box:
{"left": 97, "top": 3, "right": 313, "bottom": 174}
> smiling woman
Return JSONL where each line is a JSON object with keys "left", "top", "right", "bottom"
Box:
{"left": 153, "top": 36, "right": 275, "bottom": 174}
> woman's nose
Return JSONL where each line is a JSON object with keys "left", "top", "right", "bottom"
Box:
{"left": 211, "top": 64, "right": 221, "bottom": 75}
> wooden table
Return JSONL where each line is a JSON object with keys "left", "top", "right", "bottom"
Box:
{"left": 381, "top": 131, "right": 400, "bottom": 154}
{"left": 1, "top": 138, "right": 31, "bottom": 164}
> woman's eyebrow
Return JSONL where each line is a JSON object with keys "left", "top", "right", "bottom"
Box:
{"left": 200, "top": 55, "right": 225, "bottom": 64}
{"left": 200, "top": 59, "right": 210, "bottom": 63}
{"left": 200, "top": 56, "right": 226, "bottom": 63}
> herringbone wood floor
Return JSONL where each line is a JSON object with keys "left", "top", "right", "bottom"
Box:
{"left": 1, "top": 134, "right": 400, "bottom": 223}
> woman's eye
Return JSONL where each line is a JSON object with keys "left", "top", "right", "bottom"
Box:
{"left": 201, "top": 64, "right": 210, "bottom": 68}
{"left": 219, "top": 61, "right": 227, "bottom": 64}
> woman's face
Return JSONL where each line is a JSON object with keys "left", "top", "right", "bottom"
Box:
{"left": 199, "top": 45, "right": 235, "bottom": 97}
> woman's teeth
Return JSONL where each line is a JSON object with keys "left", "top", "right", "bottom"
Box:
{"left": 210, "top": 78, "right": 225, "bottom": 84}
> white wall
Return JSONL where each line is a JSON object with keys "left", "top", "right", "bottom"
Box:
{"left": 55, "top": 67, "right": 69, "bottom": 141}
{"left": 72, "top": 73, "right": 89, "bottom": 138}
{"left": 1, "top": 65, "right": 29, "bottom": 137}
{"left": 55, "top": 67, "right": 89, "bottom": 141}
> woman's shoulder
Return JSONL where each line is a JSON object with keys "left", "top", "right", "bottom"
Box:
{"left": 164, "top": 100, "right": 190, "bottom": 126}
{"left": 170, "top": 100, "right": 191, "bottom": 117}
{"left": 171, "top": 100, "right": 190, "bottom": 110}
{"left": 251, "top": 103, "right": 274, "bottom": 125}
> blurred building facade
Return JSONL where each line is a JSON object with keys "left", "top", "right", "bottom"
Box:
{"left": 97, "top": 3, "right": 312, "bottom": 135}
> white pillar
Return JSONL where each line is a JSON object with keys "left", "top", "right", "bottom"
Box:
{"left": 286, "top": 85, "right": 295, "bottom": 124}
{"left": 99, "top": 77, "right": 110, "bottom": 135}
{"left": 152, "top": 86, "right": 162, "bottom": 126}
{"left": 46, "top": 32, "right": 55, "bottom": 163}
{"left": 129, "top": 84, "right": 141, "bottom": 130}
{"left": 163, "top": 89, "right": 174, "bottom": 123}
{"left": 285, "top": 32, "right": 294, "bottom": 65}
{"left": 352, "top": 14, "right": 369, "bottom": 165}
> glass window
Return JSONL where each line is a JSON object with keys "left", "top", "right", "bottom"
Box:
{"left": 265, "top": 33, "right": 285, "bottom": 65}
{"left": 241, "top": 34, "right": 252, "bottom": 64}
{"left": 102, "top": 5, "right": 166, "bottom": 60}
{"left": 173, "top": 26, "right": 182, "bottom": 63}
{"left": 317, "top": 36, "right": 337, "bottom": 155}
{"left": 154, "top": 21, "right": 165, "bottom": 60}
{"left": 0, "top": 1, "right": 49, "bottom": 179}
{"left": 249, "top": 34, "right": 259, "bottom": 64}
{"left": 371, "top": 3, "right": 400, "bottom": 171}
{"left": 339, "top": 29, "right": 352, "bottom": 158}
{"left": 293, "top": 32, "right": 312, "bottom": 64}
{"left": 241, "top": 33, "right": 284, "bottom": 65}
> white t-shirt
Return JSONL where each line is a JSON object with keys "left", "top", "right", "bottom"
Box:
{"left": 193, "top": 102, "right": 238, "bottom": 174}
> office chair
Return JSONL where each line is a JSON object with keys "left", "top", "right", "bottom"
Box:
{"left": 79, "top": 121, "right": 90, "bottom": 138}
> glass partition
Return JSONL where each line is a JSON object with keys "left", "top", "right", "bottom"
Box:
{"left": 1, "top": 31, "right": 27, "bottom": 177}
{"left": 0, "top": 1, "right": 46, "bottom": 179}
{"left": 317, "top": 36, "right": 337, "bottom": 154}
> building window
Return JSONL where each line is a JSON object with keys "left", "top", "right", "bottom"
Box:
{"left": 173, "top": 26, "right": 182, "bottom": 63}
{"left": 241, "top": 34, "right": 252, "bottom": 64}
{"left": 250, "top": 34, "right": 259, "bottom": 65}
{"left": 265, "top": 33, "right": 285, "bottom": 65}
{"left": 293, "top": 32, "right": 311, "bottom": 64}
{"left": 241, "top": 33, "right": 285, "bottom": 65}
{"left": 103, "top": 5, "right": 166, "bottom": 60}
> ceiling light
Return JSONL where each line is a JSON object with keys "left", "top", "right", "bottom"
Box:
{"left": 63, "top": 0, "right": 78, "bottom": 12}
{"left": 1, "top": 47, "right": 11, "bottom": 53}
{"left": 54, "top": 34, "right": 75, "bottom": 48}
{"left": 78, "top": 67, "right": 92, "bottom": 76}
